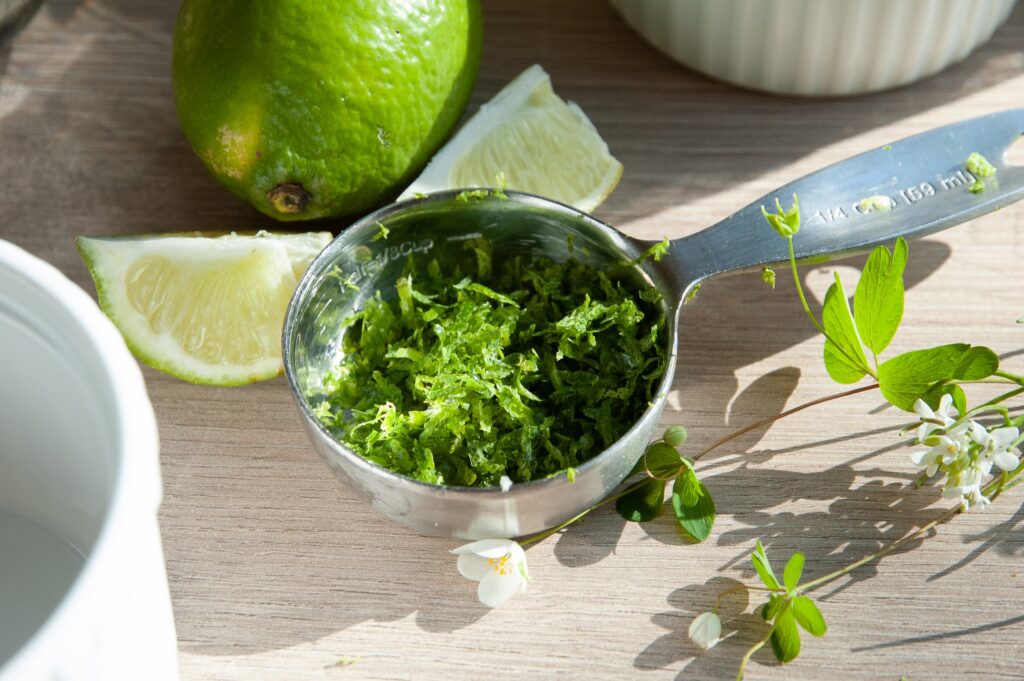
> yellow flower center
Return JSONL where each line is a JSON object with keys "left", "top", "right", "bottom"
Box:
{"left": 487, "top": 553, "right": 513, "bottom": 576}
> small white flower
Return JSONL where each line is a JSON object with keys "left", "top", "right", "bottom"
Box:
{"left": 913, "top": 394, "right": 957, "bottom": 442}
{"left": 688, "top": 611, "right": 722, "bottom": 650}
{"left": 968, "top": 420, "right": 988, "bottom": 444}
{"left": 911, "top": 437, "right": 953, "bottom": 477}
{"left": 973, "top": 425, "right": 1021, "bottom": 472}
{"left": 911, "top": 428, "right": 969, "bottom": 477}
{"left": 451, "top": 539, "right": 529, "bottom": 607}
{"left": 944, "top": 462, "right": 990, "bottom": 511}
{"left": 947, "top": 483, "right": 990, "bottom": 511}
{"left": 499, "top": 475, "right": 513, "bottom": 492}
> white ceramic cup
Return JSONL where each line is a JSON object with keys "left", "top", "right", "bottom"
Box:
{"left": 0, "top": 240, "right": 178, "bottom": 680}
{"left": 609, "top": 0, "right": 1019, "bottom": 96}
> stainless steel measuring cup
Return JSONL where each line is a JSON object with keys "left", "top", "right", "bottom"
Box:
{"left": 283, "top": 108, "right": 1024, "bottom": 539}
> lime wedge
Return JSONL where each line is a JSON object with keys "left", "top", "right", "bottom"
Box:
{"left": 77, "top": 231, "right": 331, "bottom": 385}
{"left": 399, "top": 64, "right": 623, "bottom": 212}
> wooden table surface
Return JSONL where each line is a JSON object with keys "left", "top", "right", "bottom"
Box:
{"left": 3, "top": 2, "right": 1024, "bottom": 679}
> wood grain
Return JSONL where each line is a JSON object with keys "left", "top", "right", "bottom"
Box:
{"left": 2, "top": 1, "right": 1023, "bottom": 679}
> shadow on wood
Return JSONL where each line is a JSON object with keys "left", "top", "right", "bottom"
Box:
{"left": 634, "top": 577, "right": 770, "bottom": 680}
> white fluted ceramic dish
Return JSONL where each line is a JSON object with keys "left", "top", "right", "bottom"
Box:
{"left": 609, "top": 0, "right": 1019, "bottom": 96}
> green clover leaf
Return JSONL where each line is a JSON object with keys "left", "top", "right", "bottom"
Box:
{"left": 854, "top": 237, "right": 907, "bottom": 355}
{"left": 878, "top": 343, "right": 970, "bottom": 411}
{"left": 752, "top": 541, "right": 781, "bottom": 590}
{"left": 671, "top": 468, "right": 716, "bottom": 542}
{"left": 616, "top": 478, "right": 665, "bottom": 522}
{"left": 761, "top": 593, "right": 784, "bottom": 621}
{"left": 822, "top": 272, "right": 872, "bottom": 383}
{"left": 923, "top": 382, "right": 970, "bottom": 418}
{"left": 769, "top": 605, "right": 802, "bottom": 663}
{"left": 783, "top": 552, "right": 805, "bottom": 592}
{"left": 792, "top": 596, "right": 827, "bottom": 637}
{"left": 952, "top": 346, "right": 999, "bottom": 381}
{"left": 644, "top": 441, "right": 684, "bottom": 479}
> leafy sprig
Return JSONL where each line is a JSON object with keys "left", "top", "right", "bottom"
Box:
{"left": 615, "top": 428, "right": 717, "bottom": 542}
{"left": 690, "top": 195, "right": 1024, "bottom": 677}
{"left": 736, "top": 543, "right": 827, "bottom": 677}
{"left": 761, "top": 197, "right": 1003, "bottom": 409}
{"left": 516, "top": 425, "right": 717, "bottom": 549}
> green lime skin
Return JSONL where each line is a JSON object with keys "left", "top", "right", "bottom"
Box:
{"left": 172, "top": 0, "right": 482, "bottom": 221}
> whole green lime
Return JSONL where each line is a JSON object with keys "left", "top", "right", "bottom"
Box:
{"left": 172, "top": 0, "right": 482, "bottom": 221}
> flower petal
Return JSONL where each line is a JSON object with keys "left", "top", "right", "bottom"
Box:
{"left": 508, "top": 543, "right": 529, "bottom": 581}
{"left": 969, "top": 421, "right": 989, "bottom": 444}
{"left": 937, "top": 393, "right": 954, "bottom": 417}
{"left": 991, "top": 427, "right": 1019, "bottom": 449}
{"left": 915, "top": 423, "right": 935, "bottom": 443}
{"left": 910, "top": 449, "right": 932, "bottom": 466}
{"left": 993, "top": 450, "right": 1020, "bottom": 472}
{"left": 913, "top": 399, "right": 934, "bottom": 420}
{"left": 477, "top": 570, "right": 524, "bottom": 607}
{"left": 456, "top": 553, "right": 492, "bottom": 582}
{"left": 688, "top": 612, "right": 722, "bottom": 650}
{"left": 946, "top": 422, "right": 969, "bottom": 439}
{"left": 451, "top": 538, "right": 516, "bottom": 558}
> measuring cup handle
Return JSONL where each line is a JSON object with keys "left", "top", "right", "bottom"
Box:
{"left": 661, "top": 108, "right": 1024, "bottom": 296}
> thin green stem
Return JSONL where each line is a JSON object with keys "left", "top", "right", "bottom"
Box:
{"left": 1001, "top": 473, "right": 1024, "bottom": 494}
{"left": 524, "top": 365, "right": 1017, "bottom": 550}
{"left": 525, "top": 382, "right": 881, "bottom": 546}
{"left": 735, "top": 629, "right": 772, "bottom": 681}
{"left": 793, "top": 506, "right": 958, "bottom": 594}
{"left": 973, "top": 386, "right": 1024, "bottom": 413}
{"left": 786, "top": 238, "right": 877, "bottom": 379}
{"left": 966, "top": 404, "right": 1011, "bottom": 427}
{"left": 988, "top": 470, "right": 1012, "bottom": 503}
{"left": 953, "top": 377, "right": 1022, "bottom": 385}
{"left": 794, "top": 467, "right": 1023, "bottom": 595}
{"left": 995, "top": 369, "right": 1024, "bottom": 385}
{"left": 788, "top": 237, "right": 827, "bottom": 338}
{"left": 525, "top": 381, "right": 878, "bottom": 546}
{"left": 519, "top": 477, "right": 649, "bottom": 547}
{"left": 692, "top": 383, "right": 880, "bottom": 463}
{"left": 713, "top": 584, "right": 778, "bottom": 613}
{"left": 991, "top": 460, "right": 1024, "bottom": 499}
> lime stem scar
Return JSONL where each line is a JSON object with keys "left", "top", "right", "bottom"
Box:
{"left": 268, "top": 183, "right": 311, "bottom": 214}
